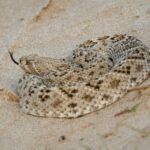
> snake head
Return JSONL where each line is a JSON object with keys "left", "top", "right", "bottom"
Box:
{"left": 19, "top": 54, "right": 39, "bottom": 73}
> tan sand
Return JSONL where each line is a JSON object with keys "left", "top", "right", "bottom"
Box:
{"left": 0, "top": 0, "right": 150, "bottom": 149}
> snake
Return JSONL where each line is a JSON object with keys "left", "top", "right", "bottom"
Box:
{"left": 9, "top": 34, "right": 150, "bottom": 118}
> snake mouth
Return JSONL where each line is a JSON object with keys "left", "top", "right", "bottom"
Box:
{"left": 8, "top": 51, "right": 19, "bottom": 65}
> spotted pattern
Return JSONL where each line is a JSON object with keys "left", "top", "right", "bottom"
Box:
{"left": 16, "top": 34, "right": 150, "bottom": 118}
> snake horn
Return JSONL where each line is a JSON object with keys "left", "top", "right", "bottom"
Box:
{"left": 8, "top": 51, "right": 19, "bottom": 65}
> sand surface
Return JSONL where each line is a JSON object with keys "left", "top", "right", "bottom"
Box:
{"left": 0, "top": 0, "right": 150, "bottom": 149}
